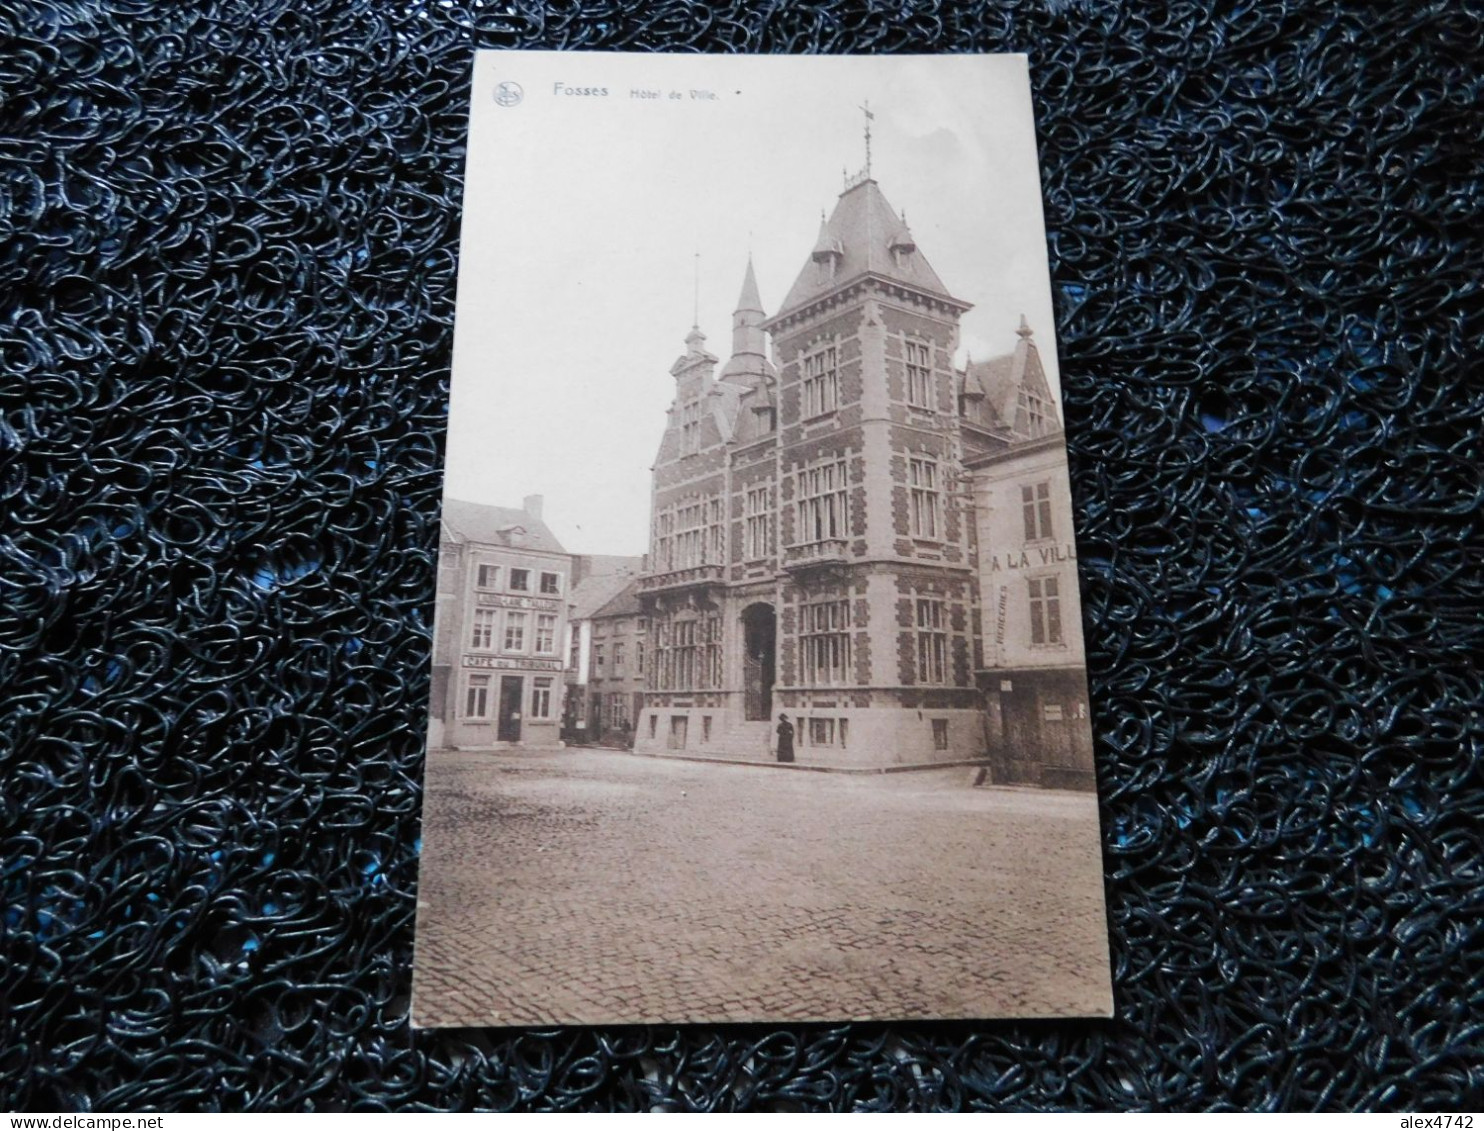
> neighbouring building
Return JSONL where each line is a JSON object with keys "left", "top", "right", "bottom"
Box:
{"left": 630, "top": 164, "right": 1093, "bottom": 782}
{"left": 561, "top": 555, "right": 643, "bottom": 743}
{"left": 430, "top": 496, "right": 570, "bottom": 749}
{"left": 964, "top": 322, "right": 1095, "bottom": 790}
{"left": 584, "top": 580, "right": 648, "bottom": 746}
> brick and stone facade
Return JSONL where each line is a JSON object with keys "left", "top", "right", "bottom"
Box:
{"left": 634, "top": 175, "right": 991, "bottom": 767}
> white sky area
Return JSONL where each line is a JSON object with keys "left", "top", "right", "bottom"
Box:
{"left": 444, "top": 52, "right": 1062, "bottom": 556}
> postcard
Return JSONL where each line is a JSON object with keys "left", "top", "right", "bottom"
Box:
{"left": 413, "top": 51, "right": 1111, "bottom": 1026}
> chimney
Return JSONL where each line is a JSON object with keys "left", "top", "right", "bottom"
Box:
{"left": 523, "top": 494, "right": 543, "bottom": 520}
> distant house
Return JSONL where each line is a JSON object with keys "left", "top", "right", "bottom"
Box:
{"left": 429, "top": 495, "right": 569, "bottom": 749}
{"left": 561, "top": 555, "right": 643, "bottom": 743}
{"left": 584, "top": 580, "right": 647, "bottom": 746}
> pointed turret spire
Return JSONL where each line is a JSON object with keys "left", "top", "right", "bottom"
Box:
{"left": 721, "top": 255, "right": 775, "bottom": 387}
{"left": 1017, "top": 313, "right": 1033, "bottom": 339}
{"left": 736, "top": 254, "right": 764, "bottom": 315}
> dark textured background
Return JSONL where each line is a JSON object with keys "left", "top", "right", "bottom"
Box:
{"left": 2, "top": 0, "right": 1482, "bottom": 1112}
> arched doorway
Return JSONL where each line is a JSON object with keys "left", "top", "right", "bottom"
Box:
{"left": 741, "top": 603, "right": 776, "bottom": 721}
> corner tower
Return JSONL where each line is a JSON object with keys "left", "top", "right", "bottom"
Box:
{"left": 761, "top": 172, "right": 982, "bottom": 764}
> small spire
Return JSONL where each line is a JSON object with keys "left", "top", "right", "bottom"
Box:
{"left": 692, "top": 251, "right": 701, "bottom": 329}
{"left": 860, "top": 99, "right": 874, "bottom": 177}
{"left": 736, "top": 254, "right": 764, "bottom": 314}
{"left": 1017, "top": 314, "right": 1033, "bottom": 339}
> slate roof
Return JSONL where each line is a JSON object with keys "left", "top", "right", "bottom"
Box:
{"left": 773, "top": 178, "right": 965, "bottom": 319}
{"left": 964, "top": 351, "right": 1022, "bottom": 426}
{"left": 568, "top": 562, "right": 642, "bottom": 621}
{"left": 961, "top": 321, "right": 1061, "bottom": 434}
{"left": 590, "top": 578, "right": 642, "bottom": 621}
{"left": 440, "top": 497, "right": 566, "bottom": 555}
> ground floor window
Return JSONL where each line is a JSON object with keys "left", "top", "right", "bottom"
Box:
{"left": 800, "top": 599, "right": 851, "bottom": 685}
{"left": 649, "top": 714, "right": 658, "bottom": 740}
{"left": 530, "top": 677, "right": 553, "bottom": 719}
{"left": 464, "top": 673, "right": 491, "bottom": 718}
{"left": 654, "top": 614, "right": 722, "bottom": 690}
{"left": 668, "top": 715, "right": 688, "bottom": 750}
{"left": 809, "top": 717, "right": 835, "bottom": 746}
{"left": 607, "top": 693, "right": 630, "bottom": 729}
{"left": 932, "top": 718, "right": 949, "bottom": 750}
{"left": 916, "top": 598, "right": 948, "bottom": 683}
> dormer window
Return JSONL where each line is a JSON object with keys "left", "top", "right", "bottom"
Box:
{"left": 811, "top": 217, "right": 843, "bottom": 284}
{"left": 889, "top": 227, "right": 916, "bottom": 269}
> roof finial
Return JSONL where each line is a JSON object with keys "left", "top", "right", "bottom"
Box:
{"left": 860, "top": 99, "right": 873, "bottom": 177}
{"left": 1017, "top": 313, "right": 1032, "bottom": 339}
{"left": 693, "top": 250, "right": 701, "bottom": 329}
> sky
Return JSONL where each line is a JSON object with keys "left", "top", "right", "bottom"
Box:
{"left": 444, "top": 52, "right": 1063, "bottom": 556}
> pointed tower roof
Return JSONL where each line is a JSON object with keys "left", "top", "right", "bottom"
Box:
{"left": 737, "top": 254, "right": 764, "bottom": 315}
{"left": 720, "top": 255, "right": 776, "bottom": 387}
{"left": 770, "top": 178, "right": 967, "bottom": 323}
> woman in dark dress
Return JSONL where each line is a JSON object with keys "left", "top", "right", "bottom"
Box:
{"left": 775, "top": 713, "right": 795, "bottom": 763}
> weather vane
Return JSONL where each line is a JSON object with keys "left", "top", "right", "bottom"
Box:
{"left": 860, "top": 99, "right": 873, "bottom": 176}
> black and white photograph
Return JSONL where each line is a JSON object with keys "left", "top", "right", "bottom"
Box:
{"left": 413, "top": 51, "right": 1113, "bottom": 1027}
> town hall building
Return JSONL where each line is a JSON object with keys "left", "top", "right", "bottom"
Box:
{"left": 632, "top": 163, "right": 1093, "bottom": 778}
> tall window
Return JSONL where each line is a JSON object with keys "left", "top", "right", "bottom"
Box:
{"left": 909, "top": 458, "right": 940, "bottom": 539}
{"left": 509, "top": 568, "right": 530, "bottom": 592}
{"left": 905, "top": 340, "right": 933, "bottom": 409}
{"left": 593, "top": 643, "right": 605, "bottom": 674}
{"left": 672, "top": 502, "right": 708, "bottom": 569}
{"left": 569, "top": 624, "right": 581, "bottom": 669}
{"left": 476, "top": 565, "right": 499, "bottom": 589}
{"left": 503, "top": 611, "right": 526, "bottom": 651}
{"left": 539, "top": 571, "right": 561, "bottom": 595}
{"left": 1020, "top": 389, "right": 1051, "bottom": 437}
{"left": 535, "top": 613, "right": 556, "bottom": 654}
{"left": 1028, "top": 577, "right": 1063, "bottom": 645}
{"left": 652, "top": 511, "right": 674, "bottom": 571}
{"left": 744, "top": 485, "right": 773, "bottom": 560}
{"left": 1022, "top": 481, "right": 1053, "bottom": 541}
{"left": 470, "top": 608, "right": 497, "bottom": 649}
{"left": 797, "top": 460, "right": 848, "bottom": 543}
{"left": 801, "top": 345, "right": 839, "bottom": 418}
{"left": 673, "top": 620, "right": 697, "bottom": 689}
{"left": 652, "top": 621, "right": 669, "bottom": 690}
{"left": 704, "top": 614, "right": 722, "bottom": 688}
{"left": 709, "top": 499, "right": 725, "bottom": 565}
{"left": 681, "top": 400, "right": 702, "bottom": 454}
{"left": 636, "top": 640, "right": 644, "bottom": 676}
{"left": 530, "top": 677, "right": 553, "bottom": 719}
{"left": 915, "top": 598, "right": 947, "bottom": 684}
{"left": 801, "top": 599, "right": 851, "bottom": 686}
{"left": 613, "top": 642, "right": 626, "bottom": 674}
{"left": 465, "top": 674, "right": 490, "bottom": 718}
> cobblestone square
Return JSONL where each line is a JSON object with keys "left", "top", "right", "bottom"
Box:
{"left": 413, "top": 748, "right": 1112, "bottom": 1026}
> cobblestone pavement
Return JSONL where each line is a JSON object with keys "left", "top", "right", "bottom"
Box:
{"left": 413, "top": 748, "right": 1113, "bottom": 1027}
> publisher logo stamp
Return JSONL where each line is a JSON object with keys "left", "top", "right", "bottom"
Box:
{"left": 494, "top": 81, "right": 523, "bottom": 107}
